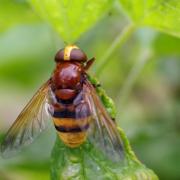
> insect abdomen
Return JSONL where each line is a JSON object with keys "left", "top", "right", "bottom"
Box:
{"left": 53, "top": 117, "right": 90, "bottom": 147}
{"left": 50, "top": 89, "right": 91, "bottom": 147}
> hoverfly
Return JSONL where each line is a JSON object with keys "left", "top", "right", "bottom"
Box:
{"left": 1, "top": 45, "right": 124, "bottom": 160}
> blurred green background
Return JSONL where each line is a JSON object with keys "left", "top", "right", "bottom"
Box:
{"left": 0, "top": 1, "right": 180, "bottom": 180}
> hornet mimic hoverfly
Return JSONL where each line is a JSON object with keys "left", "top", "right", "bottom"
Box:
{"left": 1, "top": 45, "right": 124, "bottom": 160}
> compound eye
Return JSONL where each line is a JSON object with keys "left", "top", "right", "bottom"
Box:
{"left": 55, "top": 49, "right": 64, "bottom": 63}
{"left": 70, "top": 49, "right": 87, "bottom": 62}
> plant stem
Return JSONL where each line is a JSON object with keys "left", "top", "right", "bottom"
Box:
{"left": 116, "top": 48, "right": 153, "bottom": 111}
{"left": 94, "top": 23, "right": 136, "bottom": 77}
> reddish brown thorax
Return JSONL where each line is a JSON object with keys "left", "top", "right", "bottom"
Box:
{"left": 51, "top": 45, "right": 88, "bottom": 101}
{"left": 52, "top": 62, "right": 83, "bottom": 89}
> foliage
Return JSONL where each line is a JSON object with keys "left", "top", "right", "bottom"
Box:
{"left": 29, "top": 0, "right": 180, "bottom": 43}
{"left": 29, "top": 0, "right": 114, "bottom": 43}
{"left": 119, "top": 0, "right": 180, "bottom": 38}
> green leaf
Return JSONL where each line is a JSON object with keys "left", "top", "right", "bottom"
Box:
{"left": 119, "top": 0, "right": 180, "bottom": 38}
{"left": 29, "top": 0, "right": 113, "bottom": 43}
{"left": 50, "top": 75, "right": 158, "bottom": 180}
{"left": 0, "top": 0, "right": 39, "bottom": 32}
{"left": 51, "top": 136, "right": 158, "bottom": 180}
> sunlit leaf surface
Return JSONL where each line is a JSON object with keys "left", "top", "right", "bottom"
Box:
{"left": 119, "top": 0, "right": 180, "bottom": 38}
{"left": 29, "top": 0, "right": 113, "bottom": 43}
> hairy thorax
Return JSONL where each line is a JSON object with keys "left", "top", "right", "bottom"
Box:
{"left": 52, "top": 62, "right": 83, "bottom": 100}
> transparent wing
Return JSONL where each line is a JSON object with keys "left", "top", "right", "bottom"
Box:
{"left": 83, "top": 80, "right": 124, "bottom": 161}
{"left": 1, "top": 80, "right": 51, "bottom": 158}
